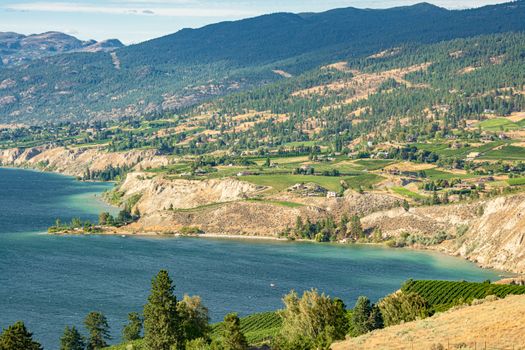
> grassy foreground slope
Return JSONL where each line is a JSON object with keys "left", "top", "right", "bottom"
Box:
{"left": 332, "top": 294, "right": 525, "bottom": 350}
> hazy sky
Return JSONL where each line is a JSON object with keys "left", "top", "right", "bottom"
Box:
{"left": 0, "top": 0, "right": 511, "bottom": 44}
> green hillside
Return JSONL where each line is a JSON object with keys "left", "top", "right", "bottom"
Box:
{"left": 1, "top": 1, "right": 525, "bottom": 123}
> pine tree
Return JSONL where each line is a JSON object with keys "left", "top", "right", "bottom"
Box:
{"left": 144, "top": 270, "right": 182, "bottom": 350}
{"left": 60, "top": 326, "right": 85, "bottom": 350}
{"left": 84, "top": 312, "right": 111, "bottom": 350}
{"left": 0, "top": 321, "right": 42, "bottom": 350}
{"left": 350, "top": 296, "right": 383, "bottom": 336}
{"left": 177, "top": 295, "right": 210, "bottom": 342}
{"left": 122, "top": 312, "right": 143, "bottom": 342}
{"left": 221, "top": 313, "right": 248, "bottom": 350}
{"left": 98, "top": 212, "right": 110, "bottom": 225}
{"left": 348, "top": 215, "right": 364, "bottom": 241}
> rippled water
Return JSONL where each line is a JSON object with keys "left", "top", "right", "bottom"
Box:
{"left": 0, "top": 168, "right": 500, "bottom": 349}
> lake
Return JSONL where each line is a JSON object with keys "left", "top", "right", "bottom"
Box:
{"left": 0, "top": 168, "right": 501, "bottom": 349}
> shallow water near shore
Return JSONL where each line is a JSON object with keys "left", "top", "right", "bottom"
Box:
{"left": 0, "top": 168, "right": 501, "bottom": 349}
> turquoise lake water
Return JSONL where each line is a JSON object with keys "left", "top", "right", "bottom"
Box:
{"left": 0, "top": 168, "right": 501, "bottom": 349}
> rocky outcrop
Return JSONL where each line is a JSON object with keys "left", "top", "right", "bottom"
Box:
{"left": 0, "top": 31, "right": 124, "bottom": 66}
{"left": 0, "top": 145, "right": 169, "bottom": 177}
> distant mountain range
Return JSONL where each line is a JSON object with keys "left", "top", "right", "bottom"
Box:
{"left": 0, "top": 1, "right": 525, "bottom": 123}
{"left": 0, "top": 31, "right": 124, "bottom": 67}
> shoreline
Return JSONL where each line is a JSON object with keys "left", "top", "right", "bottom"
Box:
{"left": 48, "top": 229, "right": 517, "bottom": 277}
{"left": 5, "top": 166, "right": 521, "bottom": 276}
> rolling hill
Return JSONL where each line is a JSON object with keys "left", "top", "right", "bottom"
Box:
{"left": 1, "top": 1, "right": 525, "bottom": 123}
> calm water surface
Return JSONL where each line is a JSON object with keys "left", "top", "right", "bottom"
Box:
{"left": 0, "top": 168, "right": 501, "bottom": 349}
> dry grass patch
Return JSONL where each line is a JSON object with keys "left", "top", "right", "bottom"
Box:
{"left": 368, "top": 48, "right": 401, "bottom": 59}
{"left": 508, "top": 111, "right": 525, "bottom": 123}
{"left": 384, "top": 162, "right": 436, "bottom": 172}
{"left": 332, "top": 295, "right": 525, "bottom": 350}
{"left": 458, "top": 66, "right": 479, "bottom": 75}
{"left": 273, "top": 70, "right": 292, "bottom": 78}
{"left": 322, "top": 61, "right": 352, "bottom": 72}
{"left": 292, "top": 63, "right": 431, "bottom": 108}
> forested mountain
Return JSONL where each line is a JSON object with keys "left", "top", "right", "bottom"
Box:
{"left": 3, "top": 31, "right": 524, "bottom": 159}
{"left": 0, "top": 31, "right": 123, "bottom": 67}
{"left": 1, "top": 1, "right": 525, "bottom": 124}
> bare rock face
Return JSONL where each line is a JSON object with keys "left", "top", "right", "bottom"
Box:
{"left": 0, "top": 148, "right": 24, "bottom": 163}
{"left": 115, "top": 176, "right": 405, "bottom": 237}
{"left": 455, "top": 195, "right": 525, "bottom": 273}
{"left": 362, "top": 194, "right": 525, "bottom": 273}
{"left": 119, "top": 172, "right": 266, "bottom": 213}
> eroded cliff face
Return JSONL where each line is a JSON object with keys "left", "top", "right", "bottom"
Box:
{"left": 362, "top": 195, "right": 525, "bottom": 273}
{"left": 0, "top": 145, "right": 169, "bottom": 177}
{"left": 116, "top": 172, "right": 325, "bottom": 236}
{"left": 454, "top": 195, "right": 525, "bottom": 273}
{"left": 120, "top": 170, "right": 525, "bottom": 272}
{"left": 119, "top": 172, "right": 267, "bottom": 212}
{"left": 113, "top": 172, "right": 403, "bottom": 236}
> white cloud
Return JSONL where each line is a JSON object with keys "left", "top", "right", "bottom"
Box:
{"left": 4, "top": 2, "right": 256, "bottom": 17}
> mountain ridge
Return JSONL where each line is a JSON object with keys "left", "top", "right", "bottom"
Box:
{"left": 1, "top": 1, "right": 525, "bottom": 123}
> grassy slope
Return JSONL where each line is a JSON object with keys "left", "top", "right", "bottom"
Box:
{"left": 391, "top": 187, "right": 428, "bottom": 200}
{"left": 333, "top": 294, "right": 525, "bottom": 350}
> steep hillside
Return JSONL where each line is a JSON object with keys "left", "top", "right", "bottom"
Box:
{"left": 362, "top": 194, "right": 525, "bottom": 273}
{"left": 332, "top": 294, "right": 525, "bottom": 350}
{"left": 1, "top": 1, "right": 525, "bottom": 123}
{"left": 0, "top": 31, "right": 123, "bottom": 67}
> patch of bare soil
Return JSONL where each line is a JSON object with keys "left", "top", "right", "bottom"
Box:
{"left": 291, "top": 63, "right": 431, "bottom": 108}
{"left": 383, "top": 162, "right": 436, "bottom": 172}
{"left": 508, "top": 111, "right": 525, "bottom": 123}
{"left": 272, "top": 70, "right": 292, "bottom": 78}
{"left": 322, "top": 62, "right": 351, "bottom": 72}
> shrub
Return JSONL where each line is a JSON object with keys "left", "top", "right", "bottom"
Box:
{"left": 276, "top": 289, "right": 348, "bottom": 349}
{"left": 180, "top": 226, "right": 205, "bottom": 235}
{"left": 378, "top": 291, "right": 430, "bottom": 326}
